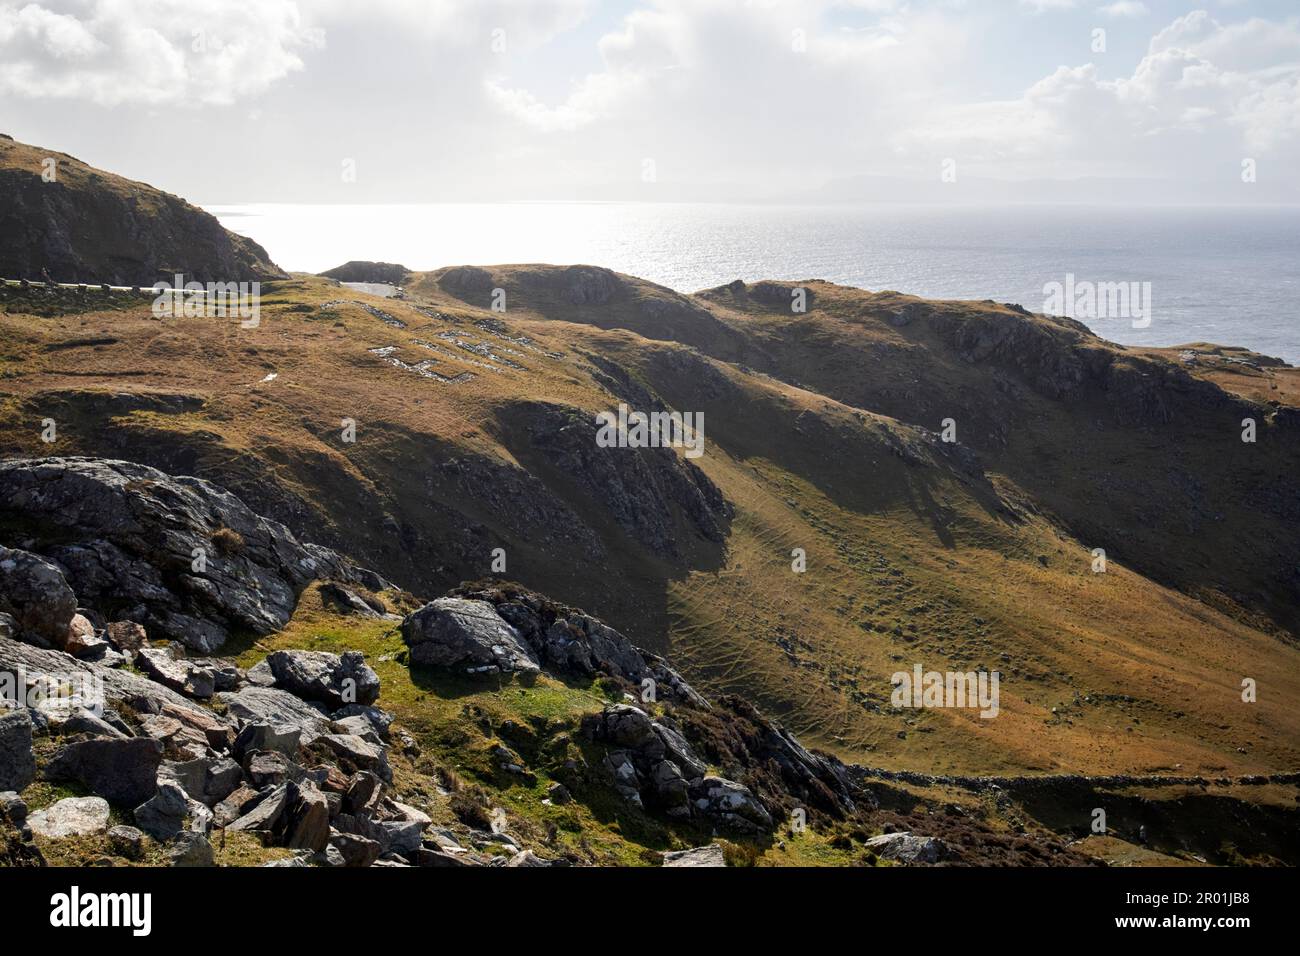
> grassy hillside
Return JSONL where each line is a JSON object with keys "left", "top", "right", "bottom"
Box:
{"left": 2, "top": 263, "right": 1296, "bottom": 788}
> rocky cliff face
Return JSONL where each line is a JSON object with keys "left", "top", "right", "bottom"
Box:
{"left": 0, "top": 135, "right": 284, "bottom": 285}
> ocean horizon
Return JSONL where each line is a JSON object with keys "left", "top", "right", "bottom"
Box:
{"left": 211, "top": 201, "right": 1300, "bottom": 364}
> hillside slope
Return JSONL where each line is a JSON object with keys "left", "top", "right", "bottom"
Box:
{"left": 0, "top": 134, "right": 284, "bottom": 285}
{"left": 2, "top": 263, "right": 1297, "bottom": 785}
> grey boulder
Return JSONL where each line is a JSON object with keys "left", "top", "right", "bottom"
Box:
{"left": 44, "top": 736, "right": 163, "bottom": 806}
{"left": 265, "top": 649, "right": 380, "bottom": 708}
{"left": 400, "top": 598, "right": 539, "bottom": 676}
{"left": 0, "top": 710, "right": 36, "bottom": 791}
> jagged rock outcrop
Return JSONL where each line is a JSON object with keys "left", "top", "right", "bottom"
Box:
{"left": 499, "top": 402, "right": 731, "bottom": 559}
{"left": 401, "top": 598, "right": 540, "bottom": 676}
{"left": 0, "top": 458, "right": 381, "bottom": 652}
{"left": 0, "top": 135, "right": 285, "bottom": 285}
{"left": 448, "top": 582, "right": 707, "bottom": 706}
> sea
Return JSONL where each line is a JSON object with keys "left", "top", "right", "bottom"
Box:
{"left": 209, "top": 203, "right": 1300, "bottom": 364}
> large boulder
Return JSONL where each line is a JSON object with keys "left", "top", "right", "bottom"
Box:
{"left": 0, "top": 458, "right": 363, "bottom": 652}
{"left": 400, "top": 598, "right": 539, "bottom": 676}
{"left": 0, "top": 710, "right": 36, "bottom": 791}
{"left": 27, "top": 796, "right": 110, "bottom": 839}
{"left": 216, "top": 686, "right": 331, "bottom": 743}
{"left": 44, "top": 737, "right": 163, "bottom": 806}
{"left": 663, "top": 844, "right": 726, "bottom": 867}
{"left": 136, "top": 648, "right": 216, "bottom": 699}
{"left": 865, "top": 832, "right": 946, "bottom": 864}
{"left": 264, "top": 650, "right": 380, "bottom": 708}
{"left": 0, "top": 546, "right": 78, "bottom": 648}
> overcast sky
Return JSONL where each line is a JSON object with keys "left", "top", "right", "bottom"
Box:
{"left": 2, "top": 0, "right": 1298, "bottom": 202}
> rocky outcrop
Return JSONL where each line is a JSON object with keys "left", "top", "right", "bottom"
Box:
{"left": 0, "top": 458, "right": 380, "bottom": 652}
{"left": 0, "top": 135, "right": 284, "bottom": 285}
{"left": 0, "top": 547, "right": 78, "bottom": 649}
{"left": 865, "top": 831, "right": 947, "bottom": 864}
{"left": 448, "top": 582, "right": 707, "bottom": 705}
{"left": 586, "top": 704, "right": 772, "bottom": 833}
{"left": 401, "top": 598, "right": 540, "bottom": 676}
{"left": 499, "top": 402, "right": 731, "bottom": 559}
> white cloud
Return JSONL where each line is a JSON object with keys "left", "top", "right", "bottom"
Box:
{"left": 0, "top": 0, "right": 323, "bottom": 106}
{"left": 1097, "top": 1, "right": 1148, "bottom": 18}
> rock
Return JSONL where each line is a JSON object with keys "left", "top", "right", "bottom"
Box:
{"left": 1, "top": 633, "right": 226, "bottom": 733}
{"left": 245, "top": 751, "right": 300, "bottom": 789}
{"left": 213, "top": 786, "right": 262, "bottom": 828}
{"left": 331, "top": 704, "right": 393, "bottom": 741}
{"left": 233, "top": 722, "right": 301, "bottom": 761}
{"left": 0, "top": 710, "right": 36, "bottom": 791}
{"left": 245, "top": 660, "right": 276, "bottom": 687}
{"left": 27, "top": 796, "right": 110, "bottom": 838}
{"left": 160, "top": 756, "right": 242, "bottom": 807}
{"left": 135, "top": 648, "right": 216, "bottom": 699}
{"left": 133, "top": 780, "right": 192, "bottom": 841}
{"left": 546, "top": 782, "right": 572, "bottom": 805}
{"left": 0, "top": 458, "right": 360, "bottom": 652}
{"left": 168, "top": 831, "right": 214, "bottom": 867}
{"left": 0, "top": 546, "right": 77, "bottom": 648}
{"left": 332, "top": 715, "right": 383, "bottom": 744}
{"left": 864, "top": 832, "right": 946, "bottom": 864}
{"left": 54, "top": 710, "right": 127, "bottom": 740}
{"left": 335, "top": 813, "right": 424, "bottom": 856}
{"left": 319, "top": 734, "right": 391, "bottom": 781}
{"left": 217, "top": 686, "right": 331, "bottom": 743}
{"left": 400, "top": 598, "right": 540, "bottom": 676}
{"left": 663, "top": 844, "right": 726, "bottom": 867}
{"left": 105, "top": 621, "right": 148, "bottom": 654}
{"left": 415, "top": 846, "right": 479, "bottom": 867}
{"left": 108, "top": 824, "right": 145, "bottom": 859}
{"left": 343, "top": 771, "right": 384, "bottom": 816}
{"left": 284, "top": 780, "right": 330, "bottom": 852}
{"left": 226, "top": 784, "right": 289, "bottom": 835}
{"left": 505, "top": 849, "right": 552, "bottom": 867}
{"left": 64, "top": 615, "right": 103, "bottom": 657}
{"left": 44, "top": 736, "right": 162, "bottom": 806}
{"left": 0, "top": 790, "right": 28, "bottom": 827}
{"left": 320, "top": 583, "right": 384, "bottom": 618}
{"left": 329, "top": 831, "right": 383, "bottom": 867}
{"left": 456, "top": 584, "right": 707, "bottom": 706}
{"left": 265, "top": 649, "right": 380, "bottom": 708}
{"left": 599, "top": 705, "right": 663, "bottom": 755}
{"left": 692, "top": 776, "right": 773, "bottom": 834}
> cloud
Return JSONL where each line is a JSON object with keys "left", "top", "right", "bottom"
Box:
{"left": 0, "top": 0, "right": 323, "bottom": 106}
{"left": 1097, "top": 1, "right": 1148, "bottom": 17}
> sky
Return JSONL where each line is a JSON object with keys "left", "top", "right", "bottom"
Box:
{"left": 1, "top": 0, "right": 1298, "bottom": 203}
